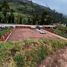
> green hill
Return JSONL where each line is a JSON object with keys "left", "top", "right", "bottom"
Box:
{"left": 0, "top": 0, "right": 47, "bottom": 15}
{"left": 0, "top": 0, "right": 67, "bottom": 24}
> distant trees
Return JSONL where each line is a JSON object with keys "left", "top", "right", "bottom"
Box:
{"left": 0, "top": 16, "right": 2, "bottom": 22}
{"left": 0, "top": 0, "right": 66, "bottom": 25}
{"left": 30, "top": 10, "right": 54, "bottom": 25}
{"left": 29, "top": 10, "right": 64, "bottom": 25}
{"left": 8, "top": 9, "right": 15, "bottom": 23}
{"left": 17, "top": 15, "right": 22, "bottom": 24}
{"left": 32, "top": 14, "right": 38, "bottom": 25}
{"left": 19, "top": 16, "right": 22, "bottom": 24}
{"left": 28, "top": 17, "right": 32, "bottom": 24}
{"left": 0, "top": 6, "right": 2, "bottom": 11}
{"left": 1, "top": 0, "right": 10, "bottom": 23}
{"left": 0, "top": 0, "right": 22, "bottom": 24}
{"left": 0, "top": 0, "right": 27, "bottom": 24}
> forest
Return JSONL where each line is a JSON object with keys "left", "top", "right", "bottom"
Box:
{"left": 0, "top": 0, "right": 67, "bottom": 25}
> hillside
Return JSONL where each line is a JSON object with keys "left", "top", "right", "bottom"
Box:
{"left": 0, "top": 0, "right": 67, "bottom": 24}
{"left": 0, "top": 0, "right": 62, "bottom": 16}
{"left": 0, "top": 0, "right": 48, "bottom": 15}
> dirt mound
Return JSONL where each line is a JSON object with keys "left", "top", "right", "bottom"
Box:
{"left": 38, "top": 47, "right": 67, "bottom": 67}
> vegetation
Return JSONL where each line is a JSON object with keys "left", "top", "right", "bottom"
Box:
{"left": 52, "top": 25, "right": 67, "bottom": 38}
{"left": 0, "top": 27, "right": 11, "bottom": 37}
{"left": 0, "top": 0, "right": 67, "bottom": 24}
{"left": 0, "top": 39, "right": 67, "bottom": 67}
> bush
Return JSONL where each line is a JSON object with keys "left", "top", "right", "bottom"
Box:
{"left": 0, "top": 27, "right": 11, "bottom": 36}
{"left": 14, "top": 54, "right": 25, "bottom": 67}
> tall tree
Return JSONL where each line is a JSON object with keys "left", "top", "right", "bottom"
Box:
{"left": 41, "top": 10, "right": 48, "bottom": 25}
{"left": 10, "top": 9, "right": 15, "bottom": 23}
{"left": 2, "top": 0, "right": 10, "bottom": 23}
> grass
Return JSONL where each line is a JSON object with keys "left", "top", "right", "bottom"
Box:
{"left": 52, "top": 26, "right": 67, "bottom": 38}
{"left": 0, "top": 39, "right": 67, "bottom": 67}
{"left": 0, "top": 27, "right": 11, "bottom": 37}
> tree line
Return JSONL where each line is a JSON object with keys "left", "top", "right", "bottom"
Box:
{"left": 0, "top": 0, "right": 65, "bottom": 25}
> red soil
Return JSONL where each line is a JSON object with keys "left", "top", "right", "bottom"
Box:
{"left": 7, "top": 28, "right": 62, "bottom": 41}
{"left": 38, "top": 47, "right": 67, "bottom": 67}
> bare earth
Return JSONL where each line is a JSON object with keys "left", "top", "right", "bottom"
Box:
{"left": 38, "top": 47, "right": 67, "bottom": 67}
{"left": 7, "top": 28, "right": 66, "bottom": 41}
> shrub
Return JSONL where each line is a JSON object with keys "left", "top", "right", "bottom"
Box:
{"left": 14, "top": 54, "right": 25, "bottom": 67}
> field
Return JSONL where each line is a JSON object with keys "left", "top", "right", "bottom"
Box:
{"left": 0, "top": 39, "right": 67, "bottom": 67}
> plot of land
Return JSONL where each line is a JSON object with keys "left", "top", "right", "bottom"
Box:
{"left": 7, "top": 27, "right": 67, "bottom": 41}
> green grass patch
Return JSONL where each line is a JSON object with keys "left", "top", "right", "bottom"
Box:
{"left": 0, "top": 39, "right": 67, "bottom": 67}
{"left": 0, "top": 27, "right": 11, "bottom": 36}
{"left": 52, "top": 26, "right": 67, "bottom": 38}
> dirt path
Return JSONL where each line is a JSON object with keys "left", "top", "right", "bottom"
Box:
{"left": 44, "top": 30, "right": 67, "bottom": 41}
{"left": 38, "top": 47, "right": 67, "bottom": 67}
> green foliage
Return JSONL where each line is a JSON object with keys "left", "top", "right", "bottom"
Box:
{"left": 0, "top": 39, "right": 67, "bottom": 67}
{"left": 14, "top": 54, "right": 24, "bottom": 67}
{"left": 52, "top": 26, "right": 67, "bottom": 38}
{"left": 0, "top": 27, "right": 11, "bottom": 36}
{"left": 0, "top": 0, "right": 66, "bottom": 24}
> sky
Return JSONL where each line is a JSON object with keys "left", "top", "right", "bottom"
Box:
{"left": 32, "top": 0, "right": 67, "bottom": 15}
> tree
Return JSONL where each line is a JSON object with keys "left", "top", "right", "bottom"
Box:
{"left": 1, "top": 0, "right": 10, "bottom": 23}
{"left": 0, "top": 6, "right": 2, "bottom": 11}
{"left": 19, "top": 16, "right": 22, "bottom": 24}
{"left": 28, "top": 17, "right": 31, "bottom": 24}
{"left": 2, "top": 0, "right": 10, "bottom": 11}
{"left": 32, "top": 14, "right": 39, "bottom": 25}
{"left": 0, "top": 16, "right": 2, "bottom": 22}
{"left": 41, "top": 10, "right": 48, "bottom": 25}
{"left": 8, "top": 9, "right": 15, "bottom": 23}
